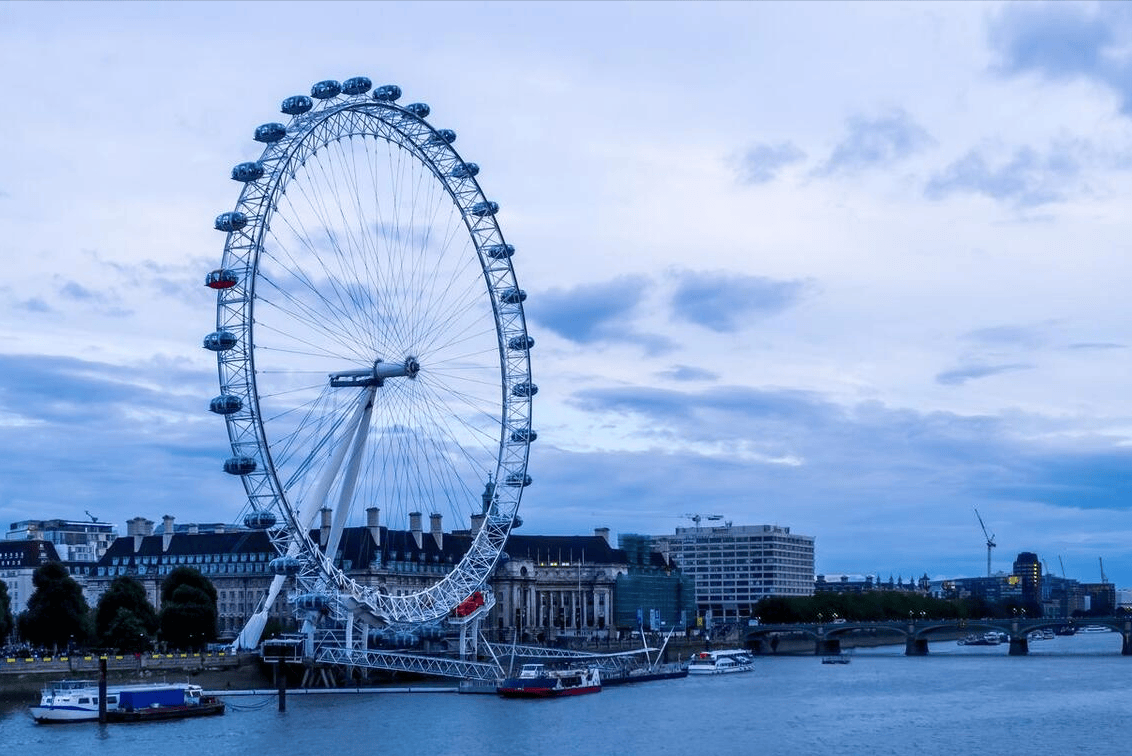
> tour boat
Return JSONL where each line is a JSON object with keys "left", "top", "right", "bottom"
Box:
{"left": 687, "top": 649, "right": 755, "bottom": 675}
{"left": 497, "top": 663, "right": 602, "bottom": 698}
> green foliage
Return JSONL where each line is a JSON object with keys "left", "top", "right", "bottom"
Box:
{"left": 96, "top": 576, "right": 158, "bottom": 651}
{"left": 19, "top": 562, "right": 90, "bottom": 649}
{"left": 106, "top": 607, "right": 152, "bottom": 652}
{"left": 0, "top": 580, "right": 12, "bottom": 642}
{"left": 158, "top": 567, "right": 218, "bottom": 650}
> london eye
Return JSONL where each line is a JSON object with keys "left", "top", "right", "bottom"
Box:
{"left": 203, "top": 77, "right": 535, "bottom": 650}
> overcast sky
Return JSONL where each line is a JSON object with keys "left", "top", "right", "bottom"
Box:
{"left": 1, "top": 1, "right": 1129, "bottom": 587}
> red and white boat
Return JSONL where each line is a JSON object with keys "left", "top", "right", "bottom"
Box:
{"left": 497, "top": 663, "right": 601, "bottom": 698}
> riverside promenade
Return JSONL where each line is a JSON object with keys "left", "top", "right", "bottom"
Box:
{"left": 0, "top": 650, "right": 268, "bottom": 700}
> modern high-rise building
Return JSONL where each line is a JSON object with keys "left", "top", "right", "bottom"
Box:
{"left": 6, "top": 519, "right": 117, "bottom": 563}
{"left": 649, "top": 523, "right": 815, "bottom": 624}
{"left": 1012, "top": 551, "right": 1042, "bottom": 608}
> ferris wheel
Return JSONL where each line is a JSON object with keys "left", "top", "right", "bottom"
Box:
{"left": 203, "top": 77, "right": 535, "bottom": 645}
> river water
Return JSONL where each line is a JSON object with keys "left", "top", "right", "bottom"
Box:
{"left": 3, "top": 632, "right": 1129, "bottom": 756}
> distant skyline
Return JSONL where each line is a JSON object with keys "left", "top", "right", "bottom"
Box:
{"left": 1, "top": 1, "right": 1129, "bottom": 586}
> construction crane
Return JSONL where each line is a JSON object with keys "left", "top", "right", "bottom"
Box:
{"left": 1058, "top": 556, "right": 1067, "bottom": 579}
{"left": 683, "top": 513, "right": 723, "bottom": 529}
{"left": 84, "top": 510, "right": 99, "bottom": 523}
{"left": 1099, "top": 557, "right": 1108, "bottom": 585}
{"left": 974, "top": 509, "right": 996, "bottom": 577}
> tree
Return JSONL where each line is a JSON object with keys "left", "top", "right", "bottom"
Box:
{"left": 158, "top": 567, "right": 218, "bottom": 650}
{"left": 106, "top": 607, "right": 152, "bottom": 653}
{"left": 0, "top": 580, "right": 12, "bottom": 643}
{"left": 95, "top": 576, "right": 158, "bottom": 651}
{"left": 19, "top": 562, "right": 90, "bottom": 650}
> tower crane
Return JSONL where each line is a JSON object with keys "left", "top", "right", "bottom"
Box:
{"left": 683, "top": 513, "right": 723, "bottom": 529}
{"left": 974, "top": 509, "right": 996, "bottom": 577}
{"left": 1100, "top": 557, "right": 1109, "bottom": 585}
{"left": 1058, "top": 556, "right": 1067, "bottom": 579}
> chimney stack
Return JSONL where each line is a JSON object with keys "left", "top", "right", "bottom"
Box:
{"left": 594, "top": 527, "right": 610, "bottom": 545}
{"left": 409, "top": 511, "right": 423, "bottom": 549}
{"left": 430, "top": 513, "right": 443, "bottom": 549}
{"left": 470, "top": 513, "right": 485, "bottom": 538}
{"left": 162, "top": 515, "right": 175, "bottom": 552}
{"left": 366, "top": 506, "right": 381, "bottom": 547}
{"left": 128, "top": 517, "right": 154, "bottom": 552}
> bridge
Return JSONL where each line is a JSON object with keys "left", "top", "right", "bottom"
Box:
{"left": 743, "top": 616, "right": 1132, "bottom": 656}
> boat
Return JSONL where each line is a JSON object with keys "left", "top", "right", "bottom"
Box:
{"left": 603, "top": 625, "right": 688, "bottom": 686}
{"left": 107, "top": 686, "right": 225, "bottom": 722}
{"left": 602, "top": 660, "right": 688, "bottom": 686}
{"left": 1079, "top": 625, "right": 1113, "bottom": 634}
{"left": 29, "top": 680, "right": 219, "bottom": 724}
{"left": 822, "top": 655, "right": 851, "bottom": 664}
{"left": 687, "top": 649, "right": 755, "bottom": 675}
{"left": 497, "top": 663, "right": 602, "bottom": 698}
{"left": 957, "top": 632, "right": 1003, "bottom": 646}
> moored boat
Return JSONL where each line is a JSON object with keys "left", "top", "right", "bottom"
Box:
{"left": 497, "top": 663, "right": 601, "bottom": 698}
{"left": 29, "top": 680, "right": 217, "bottom": 724}
{"left": 687, "top": 649, "right": 755, "bottom": 675}
{"left": 602, "top": 661, "right": 688, "bottom": 686}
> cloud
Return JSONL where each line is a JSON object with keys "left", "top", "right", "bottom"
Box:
{"left": 935, "top": 363, "right": 1034, "bottom": 386}
{"left": 655, "top": 365, "right": 719, "bottom": 382}
{"left": 963, "top": 323, "right": 1050, "bottom": 349}
{"left": 19, "top": 297, "right": 53, "bottom": 313}
{"left": 59, "top": 280, "right": 96, "bottom": 301}
{"left": 530, "top": 275, "right": 673, "bottom": 352}
{"left": 669, "top": 270, "right": 808, "bottom": 333}
{"left": 735, "top": 141, "right": 806, "bottom": 185}
{"left": 924, "top": 141, "right": 1086, "bottom": 207}
{"left": 814, "top": 109, "right": 934, "bottom": 177}
{"left": 989, "top": 2, "right": 1132, "bottom": 115}
{"left": 1067, "top": 342, "right": 1126, "bottom": 351}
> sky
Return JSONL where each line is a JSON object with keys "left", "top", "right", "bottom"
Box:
{"left": 1, "top": 1, "right": 1130, "bottom": 587}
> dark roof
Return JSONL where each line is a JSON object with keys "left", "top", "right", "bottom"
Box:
{"left": 0, "top": 539, "right": 61, "bottom": 568}
{"left": 94, "top": 526, "right": 663, "bottom": 570}
{"left": 99, "top": 530, "right": 273, "bottom": 564}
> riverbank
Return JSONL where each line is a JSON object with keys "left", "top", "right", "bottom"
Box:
{"left": 0, "top": 657, "right": 273, "bottom": 702}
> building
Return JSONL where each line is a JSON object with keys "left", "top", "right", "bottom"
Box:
{"left": 650, "top": 523, "right": 815, "bottom": 624}
{"left": 6, "top": 519, "right": 117, "bottom": 563}
{"left": 0, "top": 540, "right": 61, "bottom": 616}
{"left": 83, "top": 513, "right": 690, "bottom": 643}
{"left": 814, "top": 574, "right": 932, "bottom": 594}
{"left": 1013, "top": 551, "right": 1042, "bottom": 608}
{"left": 1079, "top": 582, "right": 1116, "bottom": 615}
{"left": 490, "top": 530, "right": 692, "bottom": 641}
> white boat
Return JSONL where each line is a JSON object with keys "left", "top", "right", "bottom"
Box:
{"left": 687, "top": 649, "right": 755, "bottom": 675}
{"left": 1078, "top": 625, "right": 1113, "bottom": 634}
{"left": 29, "top": 680, "right": 206, "bottom": 723}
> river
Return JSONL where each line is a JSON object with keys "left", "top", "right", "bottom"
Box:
{"left": 3, "top": 631, "right": 1129, "bottom": 756}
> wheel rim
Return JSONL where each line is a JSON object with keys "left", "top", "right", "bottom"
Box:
{"left": 207, "top": 79, "right": 534, "bottom": 626}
